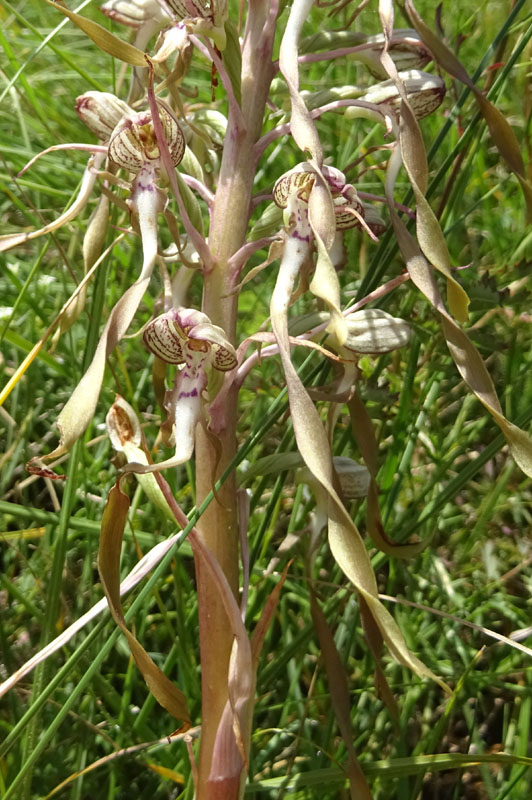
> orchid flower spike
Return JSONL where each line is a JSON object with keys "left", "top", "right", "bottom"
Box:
{"left": 124, "top": 307, "right": 237, "bottom": 474}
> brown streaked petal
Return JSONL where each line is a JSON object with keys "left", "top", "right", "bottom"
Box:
{"left": 143, "top": 314, "right": 186, "bottom": 364}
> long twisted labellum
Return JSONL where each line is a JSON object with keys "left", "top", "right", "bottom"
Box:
{"left": 98, "top": 480, "right": 191, "bottom": 726}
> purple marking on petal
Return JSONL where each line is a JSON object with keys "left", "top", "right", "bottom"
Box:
{"left": 178, "top": 388, "right": 199, "bottom": 399}
{"left": 291, "top": 230, "right": 311, "bottom": 242}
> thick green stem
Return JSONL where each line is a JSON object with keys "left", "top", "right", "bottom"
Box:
{"left": 194, "top": 3, "right": 276, "bottom": 796}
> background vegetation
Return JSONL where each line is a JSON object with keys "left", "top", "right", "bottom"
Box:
{"left": 1, "top": 0, "right": 532, "bottom": 797}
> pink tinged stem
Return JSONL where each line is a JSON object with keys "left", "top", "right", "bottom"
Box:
{"left": 189, "top": 35, "right": 245, "bottom": 131}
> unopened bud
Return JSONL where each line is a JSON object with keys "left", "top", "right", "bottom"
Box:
{"left": 108, "top": 104, "right": 185, "bottom": 172}
{"left": 76, "top": 91, "right": 132, "bottom": 141}
{"left": 297, "top": 457, "right": 370, "bottom": 499}
{"left": 357, "top": 29, "right": 432, "bottom": 79}
{"left": 100, "top": 0, "right": 168, "bottom": 28}
{"left": 357, "top": 70, "right": 445, "bottom": 120}
{"left": 343, "top": 309, "right": 412, "bottom": 354}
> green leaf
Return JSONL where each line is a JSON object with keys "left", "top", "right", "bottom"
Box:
{"left": 45, "top": 0, "right": 149, "bottom": 67}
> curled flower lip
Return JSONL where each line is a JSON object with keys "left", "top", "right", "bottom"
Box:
{"left": 108, "top": 104, "right": 185, "bottom": 173}
{"left": 143, "top": 307, "right": 237, "bottom": 371}
{"left": 273, "top": 163, "right": 365, "bottom": 232}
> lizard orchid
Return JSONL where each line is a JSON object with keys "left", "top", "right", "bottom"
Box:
{"left": 123, "top": 307, "right": 236, "bottom": 473}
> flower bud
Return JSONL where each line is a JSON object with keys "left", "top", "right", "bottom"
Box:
{"left": 343, "top": 309, "right": 412, "bottom": 354}
{"left": 297, "top": 457, "right": 370, "bottom": 499}
{"left": 100, "top": 0, "right": 168, "bottom": 28}
{"left": 108, "top": 104, "right": 185, "bottom": 173}
{"left": 76, "top": 91, "right": 132, "bottom": 141}
{"left": 357, "top": 29, "right": 432, "bottom": 79}
{"left": 358, "top": 70, "right": 445, "bottom": 120}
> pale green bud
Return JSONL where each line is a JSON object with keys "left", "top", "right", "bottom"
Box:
{"left": 75, "top": 91, "right": 132, "bottom": 141}
{"left": 100, "top": 0, "right": 169, "bottom": 28}
{"left": 354, "top": 70, "right": 446, "bottom": 120}
{"left": 343, "top": 309, "right": 412, "bottom": 354}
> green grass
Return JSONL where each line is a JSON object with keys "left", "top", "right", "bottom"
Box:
{"left": 1, "top": 1, "right": 532, "bottom": 798}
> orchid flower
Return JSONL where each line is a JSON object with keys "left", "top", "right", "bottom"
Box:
{"left": 123, "top": 306, "right": 237, "bottom": 473}
{"left": 287, "top": 307, "right": 413, "bottom": 400}
{"left": 355, "top": 69, "right": 446, "bottom": 121}
{"left": 270, "top": 162, "right": 368, "bottom": 345}
{"left": 162, "top": 0, "right": 228, "bottom": 50}
{"left": 348, "top": 29, "right": 433, "bottom": 79}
